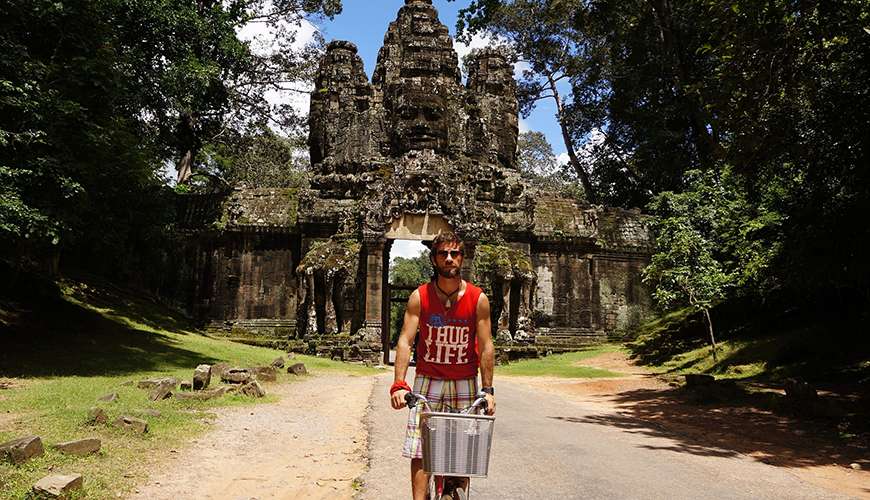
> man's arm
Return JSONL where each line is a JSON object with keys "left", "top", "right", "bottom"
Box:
{"left": 391, "top": 289, "right": 421, "bottom": 410}
{"left": 476, "top": 292, "right": 496, "bottom": 415}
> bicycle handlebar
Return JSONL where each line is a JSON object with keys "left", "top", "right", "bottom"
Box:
{"left": 405, "top": 391, "right": 492, "bottom": 414}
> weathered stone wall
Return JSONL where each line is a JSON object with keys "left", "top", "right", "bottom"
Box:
{"left": 197, "top": 233, "right": 299, "bottom": 324}
{"left": 594, "top": 255, "right": 652, "bottom": 335}
{"left": 531, "top": 248, "right": 595, "bottom": 331}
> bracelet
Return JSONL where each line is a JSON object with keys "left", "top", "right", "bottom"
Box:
{"left": 390, "top": 380, "right": 411, "bottom": 395}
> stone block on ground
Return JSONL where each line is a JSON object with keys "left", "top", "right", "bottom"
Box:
{"left": 140, "top": 409, "right": 161, "bottom": 417}
{"left": 32, "top": 474, "right": 83, "bottom": 498}
{"left": 148, "top": 381, "right": 174, "bottom": 401}
{"left": 252, "top": 366, "right": 277, "bottom": 382}
{"left": 210, "top": 362, "right": 230, "bottom": 380}
{"left": 97, "top": 392, "right": 118, "bottom": 403}
{"left": 221, "top": 368, "right": 251, "bottom": 384}
{"left": 179, "top": 381, "right": 193, "bottom": 391}
{"left": 114, "top": 416, "right": 148, "bottom": 434}
{"left": 87, "top": 407, "right": 108, "bottom": 425}
{"left": 174, "top": 387, "right": 230, "bottom": 401}
{"left": 287, "top": 363, "right": 308, "bottom": 376}
{"left": 51, "top": 438, "right": 101, "bottom": 456}
{"left": 0, "top": 435, "right": 44, "bottom": 464}
{"left": 193, "top": 364, "right": 211, "bottom": 390}
{"left": 271, "top": 356, "right": 285, "bottom": 369}
{"left": 239, "top": 380, "right": 266, "bottom": 398}
{"left": 784, "top": 378, "right": 818, "bottom": 401}
{"left": 137, "top": 377, "right": 179, "bottom": 390}
{"left": 684, "top": 374, "right": 716, "bottom": 387}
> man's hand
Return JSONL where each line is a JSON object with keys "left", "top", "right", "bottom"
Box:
{"left": 484, "top": 394, "right": 496, "bottom": 415}
{"left": 391, "top": 389, "right": 409, "bottom": 410}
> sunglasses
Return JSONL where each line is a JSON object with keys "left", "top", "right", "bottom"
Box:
{"left": 436, "top": 250, "right": 464, "bottom": 259}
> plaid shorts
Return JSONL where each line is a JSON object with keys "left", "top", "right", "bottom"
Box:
{"left": 402, "top": 374, "right": 479, "bottom": 459}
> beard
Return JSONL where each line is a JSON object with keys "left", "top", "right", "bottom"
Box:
{"left": 436, "top": 265, "right": 460, "bottom": 279}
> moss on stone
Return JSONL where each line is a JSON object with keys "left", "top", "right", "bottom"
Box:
{"left": 297, "top": 237, "right": 361, "bottom": 278}
{"left": 473, "top": 243, "right": 535, "bottom": 282}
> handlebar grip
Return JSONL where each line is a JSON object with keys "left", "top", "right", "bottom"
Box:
{"left": 404, "top": 392, "right": 417, "bottom": 408}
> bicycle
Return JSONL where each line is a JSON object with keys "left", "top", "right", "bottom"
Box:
{"left": 405, "top": 391, "right": 495, "bottom": 500}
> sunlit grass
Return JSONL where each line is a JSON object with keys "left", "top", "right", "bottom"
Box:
{"left": 498, "top": 344, "right": 625, "bottom": 378}
{"left": 0, "top": 278, "right": 378, "bottom": 499}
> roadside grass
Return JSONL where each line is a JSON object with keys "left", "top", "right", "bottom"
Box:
{"left": 498, "top": 344, "right": 625, "bottom": 378}
{"left": 627, "top": 306, "right": 870, "bottom": 383}
{"left": 0, "top": 276, "right": 377, "bottom": 499}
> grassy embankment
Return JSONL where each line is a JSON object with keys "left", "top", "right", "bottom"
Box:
{"left": 497, "top": 344, "right": 625, "bottom": 378}
{"left": 627, "top": 306, "right": 870, "bottom": 383}
{"left": 0, "top": 275, "right": 378, "bottom": 499}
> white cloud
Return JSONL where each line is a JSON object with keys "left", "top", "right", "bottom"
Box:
{"left": 237, "top": 11, "right": 319, "bottom": 125}
{"left": 556, "top": 152, "right": 570, "bottom": 166}
{"left": 390, "top": 240, "right": 429, "bottom": 263}
{"left": 453, "top": 33, "right": 494, "bottom": 64}
{"left": 452, "top": 33, "right": 526, "bottom": 79}
{"left": 519, "top": 118, "right": 530, "bottom": 133}
{"left": 513, "top": 60, "right": 531, "bottom": 80}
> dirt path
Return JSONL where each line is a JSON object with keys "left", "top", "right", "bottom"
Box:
{"left": 128, "top": 374, "right": 374, "bottom": 500}
{"left": 505, "top": 352, "right": 870, "bottom": 499}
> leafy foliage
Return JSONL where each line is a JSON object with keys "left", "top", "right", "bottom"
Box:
{"left": 517, "top": 131, "right": 585, "bottom": 202}
{"left": 388, "top": 249, "right": 431, "bottom": 345}
{"left": 0, "top": 0, "right": 340, "bottom": 281}
{"left": 456, "top": 0, "right": 870, "bottom": 311}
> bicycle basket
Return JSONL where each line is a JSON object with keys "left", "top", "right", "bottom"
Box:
{"left": 420, "top": 412, "right": 495, "bottom": 478}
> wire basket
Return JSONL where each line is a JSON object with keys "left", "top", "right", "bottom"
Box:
{"left": 420, "top": 412, "right": 496, "bottom": 478}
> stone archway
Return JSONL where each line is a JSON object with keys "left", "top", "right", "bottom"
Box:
{"left": 384, "top": 213, "right": 452, "bottom": 241}
{"left": 376, "top": 213, "right": 454, "bottom": 363}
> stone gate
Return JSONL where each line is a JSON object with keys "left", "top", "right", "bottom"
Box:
{"left": 178, "top": 0, "right": 653, "bottom": 363}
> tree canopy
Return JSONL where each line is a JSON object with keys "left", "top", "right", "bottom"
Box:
{"left": 455, "top": 0, "right": 870, "bottom": 308}
{"left": 0, "top": 0, "right": 340, "bottom": 276}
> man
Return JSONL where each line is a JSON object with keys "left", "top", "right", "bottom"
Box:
{"left": 390, "top": 231, "right": 496, "bottom": 500}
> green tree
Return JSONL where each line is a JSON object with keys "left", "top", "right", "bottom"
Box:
{"left": 455, "top": 0, "right": 599, "bottom": 202}
{"left": 0, "top": 0, "right": 340, "bottom": 279}
{"left": 388, "top": 250, "right": 432, "bottom": 345}
{"left": 517, "top": 131, "right": 584, "bottom": 202}
{"left": 457, "top": 0, "right": 870, "bottom": 306}
{"left": 642, "top": 171, "right": 738, "bottom": 361}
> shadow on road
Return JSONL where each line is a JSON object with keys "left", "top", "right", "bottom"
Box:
{"left": 548, "top": 386, "right": 869, "bottom": 471}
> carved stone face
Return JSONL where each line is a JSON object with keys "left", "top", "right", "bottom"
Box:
{"left": 392, "top": 90, "right": 448, "bottom": 153}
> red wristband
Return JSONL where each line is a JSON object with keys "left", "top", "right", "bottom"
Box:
{"left": 390, "top": 380, "right": 411, "bottom": 395}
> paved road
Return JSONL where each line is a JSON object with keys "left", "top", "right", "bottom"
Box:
{"left": 360, "top": 370, "right": 850, "bottom": 500}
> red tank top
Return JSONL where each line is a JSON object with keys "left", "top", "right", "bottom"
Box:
{"left": 415, "top": 281, "right": 482, "bottom": 380}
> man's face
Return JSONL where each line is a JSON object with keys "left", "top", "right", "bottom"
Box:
{"left": 432, "top": 242, "right": 463, "bottom": 279}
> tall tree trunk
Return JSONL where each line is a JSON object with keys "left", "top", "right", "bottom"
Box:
{"left": 546, "top": 73, "right": 598, "bottom": 203}
{"left": 175, "top": 112, "right": 200, "bottom": 185}
{"left": 702, "top": 306, "right": 718, "bottom": 362}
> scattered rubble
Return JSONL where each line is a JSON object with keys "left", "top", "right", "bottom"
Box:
{"left": 193, "top": 364, "right": 212, "bottom": 390}
{"left": 287, "top": 363, "right": 308, "bottom": 376}
{"left": 97, "top": 392, "right": 118, "bottom": 403}
{"left": 114, "top": 416, "right": 148, "bottom": 434}
{"left": 0, "top": 435, "right": 44, "bottom": 464}
{"left": 52, "top": 438, "right": 101, "bottom": 456}
{"left": 86, "top": 407, "right": 108, "bottom": 425}
{"left": 32, "top": 474, "right": 83, "bottom": 498}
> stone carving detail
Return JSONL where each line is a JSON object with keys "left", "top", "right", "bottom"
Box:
{"left": 307, "top": 0, "right": 527, "bottom": 242}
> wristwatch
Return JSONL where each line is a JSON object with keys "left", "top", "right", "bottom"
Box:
{"left": 481, "top": 386, "right": 494, "bottom": 395}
